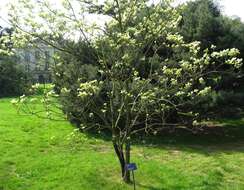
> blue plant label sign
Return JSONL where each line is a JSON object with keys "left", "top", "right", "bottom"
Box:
{"left": 126, "top": 163, "right": 137, "bottom": 171}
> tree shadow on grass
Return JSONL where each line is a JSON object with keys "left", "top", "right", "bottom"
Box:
{"left": 83, "top": 118, "right": 244, "bottom": 155}
{"left": 67, "top": 115, "right": 244, "bottom": 158}
{"left": 132, "top": 119, "right": 244, "bottom": 155}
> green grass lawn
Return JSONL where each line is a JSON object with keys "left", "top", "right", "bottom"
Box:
{"left": 0, "top": 97, "right": 244, "bottom": 190}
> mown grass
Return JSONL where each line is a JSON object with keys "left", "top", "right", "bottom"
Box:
{"left": 0, "top": 97, "right": 244, "bottom": 190}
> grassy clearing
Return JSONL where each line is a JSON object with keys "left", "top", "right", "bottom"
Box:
{"left": 0, "top": 98, "right": 244, "bottom": 190}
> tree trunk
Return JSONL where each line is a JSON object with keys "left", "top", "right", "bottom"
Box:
{"left": 112, "top": 141, "right": 131, "bottom": 183}
{"left": 123, "top": 140, "right": 131, "bottom": 183}
{"left": 113, "top": 142, "right": 125, "bottom": 178}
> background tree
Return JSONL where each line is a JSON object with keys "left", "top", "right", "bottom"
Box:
{"left": 179, "top": 0, "right": 223, "bottom": 49}
{"left": 0, "top": 56, "right": 30, "bottom": 97}
{"left": 179, "top": 0, "right": 244, "bottom": 116}
{"left": 179, "top": 0, "right": 244, "bottom": 60}
{"left": 0, "top": 26, "right": 30, "bottom": 97}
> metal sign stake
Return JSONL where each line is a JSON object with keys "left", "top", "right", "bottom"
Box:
{"left": 132, "top": 170, "right": 136, "bottom": 190}
{"left": 126, "top": 163, "right": 137, "bottom": 190}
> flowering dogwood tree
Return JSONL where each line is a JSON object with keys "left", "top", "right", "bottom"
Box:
{"left": 9, "top": 0, "right": 242, "bottom": 182}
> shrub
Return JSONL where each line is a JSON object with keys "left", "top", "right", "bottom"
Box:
{"left": 52, "top": 40, "right": 99, "bottom": 125}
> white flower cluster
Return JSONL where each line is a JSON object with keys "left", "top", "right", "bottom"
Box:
{"left": 77, "top": 80, "right": 100, "bottom": 99}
